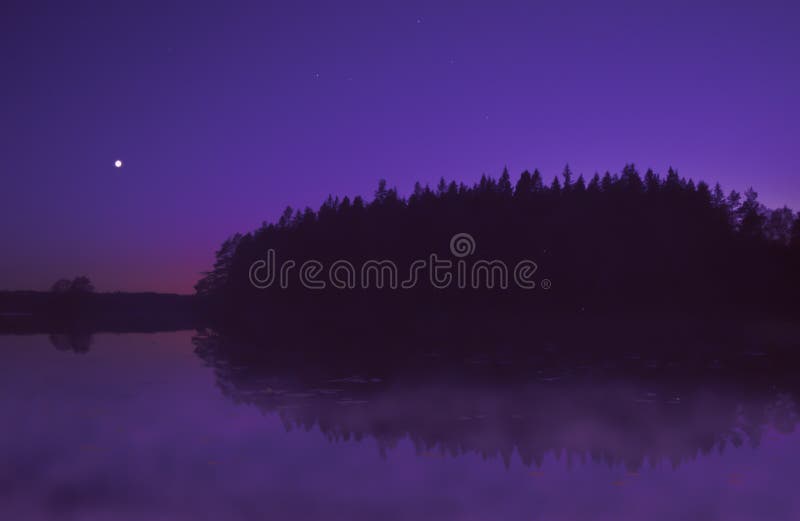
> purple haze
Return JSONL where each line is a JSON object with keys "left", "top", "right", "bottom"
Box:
{"left": 2, "top": 1, "right": 799, "bottom": 293}
{"left": 2, "top": 331, "right": 799, "bottom": 521}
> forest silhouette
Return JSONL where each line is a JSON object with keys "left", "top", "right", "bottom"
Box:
{"left": 197, "top": 164, "right": 800, "bottom": 329}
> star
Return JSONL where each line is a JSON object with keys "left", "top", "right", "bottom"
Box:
{"left": 114, "top": 159, "right": 122, "bottom": 168}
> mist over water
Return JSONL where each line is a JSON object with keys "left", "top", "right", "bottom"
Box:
{"left": 2, "top": 330, "right": 798, "bottom": 521}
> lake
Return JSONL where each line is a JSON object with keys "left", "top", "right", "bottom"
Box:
{"left": 1, "top": 330, "right": 798, "bottom": 520}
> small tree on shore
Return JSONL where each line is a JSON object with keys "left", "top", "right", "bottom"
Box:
{"left": 51, "top": 279, "right": 72, "bottom": 293}
{"left": 51, "top": 276, "right": 95, "bottom": 294}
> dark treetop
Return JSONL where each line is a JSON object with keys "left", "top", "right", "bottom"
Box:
{"left": 197, "top": 165, "right": 800, "bottom": 326}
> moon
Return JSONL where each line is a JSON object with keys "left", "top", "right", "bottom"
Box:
{"left": 114, "top": 160, "right": 122, "bottom": 168}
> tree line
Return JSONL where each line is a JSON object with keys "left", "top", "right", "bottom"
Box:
{"left": 197, "top": 165, "right": 800, "bottom": 319}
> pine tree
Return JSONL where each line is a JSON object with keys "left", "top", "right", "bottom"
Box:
{"left": 587, "top": 173, "right": 601, "bottom": 193}
{"left": 665, "top": 167, "right": 681, "bottom": 190}
{"left": 375, "top": 179, "right": 390, "bottom": 204}
{"left": 550, "top": 176, "right": 561, "bottom": 193}
{"left": 738, "top": 188, "right": 765, "bottom": 240}
{"left": 620, "top": 164, "right": 643, "bottom": 192}
{"left": 600, "top": 172, "right": 613, "bottom": 192}
{"left": 498, "top": 168, "right": 513, "bottom": 197}
{"left": 514, "top": 170, "right": 532, "bottom": 198}
{"left": 195, "top": 234, "right": 242, "bottom": 295}
{"left": 711, "top": 183, "right": 726, "bottom": 208}
{"left": 437, "top": 177, "right": 448, "bottom": 197}
{"left": 531, "top": 169, "right": 544, "bottom": 192}
{"left": 561, "top": 164, "right": 573, "bottom": 191}
{"left": 574, "top": 174, "right": 586, "bottom": 193}
{"left": 644, "top": 169, "right": 660, "bottom": 194}
{"left": 278, "top": 206, "right": 294, "bottom": 228}
{"left": 696, "top": 181, "right": 711, "bottom": 205}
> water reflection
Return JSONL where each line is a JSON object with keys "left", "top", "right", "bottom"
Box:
{"left": 192, "top": 330, "right": 799, "bottom": 471}
{"left": 1, "top": 329, "right": 798, "bottom": 520}
{"left": 48, "top": 332, "right": 93, "bottom": 353}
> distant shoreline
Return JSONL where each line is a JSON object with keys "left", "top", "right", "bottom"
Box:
{"left": 0, "top": 291, "right": 205, "bottom": 334}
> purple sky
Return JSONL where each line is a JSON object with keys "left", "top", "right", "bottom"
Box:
{"left": 2, "top": 1, "right": 799, "bottom": 294}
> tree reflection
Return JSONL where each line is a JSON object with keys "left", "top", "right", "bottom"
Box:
{"left": 49, "top": 332, "right": 93, "bottom": 353}
{"left": 192, "top": 329, "right": 798, "bottom": 471}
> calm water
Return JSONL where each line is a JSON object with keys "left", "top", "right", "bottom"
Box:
{"left": 1, "top": 331, "right": 799, "bottom": 520}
